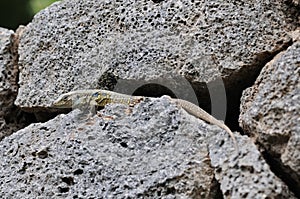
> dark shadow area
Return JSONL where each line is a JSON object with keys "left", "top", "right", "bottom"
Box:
{"left": 262, "top": 150, "right": 300, "bottom": 198}
{"left": 223, "top": 38, "right": 293, "bottom": 133}
{"left": 0, "top": 0, "right": 59, "bottom": 30}
{"left": 133, "top": 83, "right": 176, "bottom": 98}
{"left": 0, "top": 105, "right": 37, "bottom": 140}
{"left": 152, "top": 0, "right": 165, "bottom": 3}
{"left": 33, "top": 108, "right": 72, "bottom": 122}
{"left": 3, "top": 106, "right": 36, "bottom": 125}
{"left": 0, "top": 0, "right": 33, "bottom": 30}
{"left": 209, "top": 177, "right": 224, "bottom": 199}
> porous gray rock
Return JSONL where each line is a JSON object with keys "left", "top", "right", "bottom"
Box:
{"left": 239, "top": 42, "right": 300, "bottom": 192}
{"left": 0, "top": 28, "right": 17, "bottom": 94}
{"left": 15, "top": 0, "right": 296, "bottom": 109}
{"left": 0, "top": 28, "right": 15, "bottom": 118}
{"left": 0, "top": 27, "right": 24, "bottom": 139}
{"left": 0, "top": 97, "right": 218, "bottom": 198}
{"left": 0, "top": 96, "right": 294, "bottom": 198}
{"left": 208, "top": 132, "right": 296, "bottom": 198}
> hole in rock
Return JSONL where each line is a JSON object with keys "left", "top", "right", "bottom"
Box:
{"left": 61, "top": 176, "right": 74, "bottom": 185}
{"left": 133, "top": 83, "right": 176, "bottom": 98}
{"left": 74, "top": 168, "right": 84, "bottom": 175}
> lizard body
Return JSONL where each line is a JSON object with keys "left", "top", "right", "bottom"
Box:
{"left": 52, "top": 89, "right": 144, "bottom": 108}
{"left": 52, "top": 89, "right": 238, "bottom": 150}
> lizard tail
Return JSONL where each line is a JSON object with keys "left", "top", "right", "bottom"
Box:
{"left": 173, "top": 98, "right": 239, "bottom": 151}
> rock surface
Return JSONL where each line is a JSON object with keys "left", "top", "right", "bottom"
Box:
{"left": 208, "top": 132, "right": 296, "bottom": 198}
{"left": 0, "top": 97, "right": 294, "bottom": 198}
{"left": 239, "top": 41, "right": 300, "bottom": 193}
{"left": 0, "top": 27, "right": 14, "bottom": 123}
{"left": 15, "top": 0, "right": 296, "bottom": 108}
{"left": 0, "top": 98, "right": 216, "bottom": 198}
{"left": 0, "top": 27, "right": 26, "bottom": 139}
{"left": 0, "top": 28, "right": 16, "bottom": 95}
{"left": 0, "top": 0, "right": 299, "bottom": 198}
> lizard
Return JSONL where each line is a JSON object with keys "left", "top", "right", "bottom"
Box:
{"left": 52, "top": 89, "right": 238, "bottom": 151}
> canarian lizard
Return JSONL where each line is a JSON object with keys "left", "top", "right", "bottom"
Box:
{"left": 52, "top": 89, "right": 238, "bottom": 150}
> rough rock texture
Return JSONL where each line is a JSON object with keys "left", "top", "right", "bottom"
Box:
{"left": 15, "top": 0, "right": 297, "bottom": 108}
{"left": 239, "top": 42, "right": 300, "bottom": 192}
{"left": 0, "top": 98, "right": 218, "bottom": 198}
{"left": 1, "top": 0, "right": 298, "bottom": 197}
{"left": 0, "top": 97, "right": 294, "bottom": 198}
{"left": 0, "top": 28, "right": 16, "bottom": 95}
{"left": 0, "top": 27, "right": 24, "bottom": 139}
{"left": 0, "top": 28, "right": 15, "bottom": 118}
{"left": 208, "top": 133, "right": 296, "bottom": 198}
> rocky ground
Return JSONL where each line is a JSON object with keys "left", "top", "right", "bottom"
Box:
{"left": 0, "top": 0, "right": 299, "bottom": 198}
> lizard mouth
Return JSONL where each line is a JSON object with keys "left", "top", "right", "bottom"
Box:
{"left": 52, "top": 99, "right": 72, "bottom": 108}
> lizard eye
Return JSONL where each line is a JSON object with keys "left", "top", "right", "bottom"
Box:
{"left": 92, "top": 92, "right": 99, "bottom": 97}
{"left": 63, "top": 96, "right": 69, "bottom": 101}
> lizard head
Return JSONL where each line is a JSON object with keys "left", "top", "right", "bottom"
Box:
{"left": 51, "top": 90, "right": 100, "bottom": 108}
{"left": 52, "top": 92, "right": 75, "bottom": 108}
